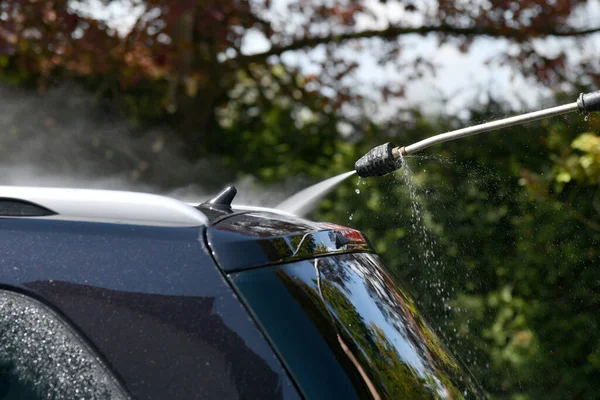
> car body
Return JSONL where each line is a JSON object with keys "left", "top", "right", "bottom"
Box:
{"left": 0, "top": 185, "right": 484, "bottom": 399}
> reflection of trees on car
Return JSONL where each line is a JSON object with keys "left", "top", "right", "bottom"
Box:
{"left": 300, "top": 254, "right": 481, "bottom": 398}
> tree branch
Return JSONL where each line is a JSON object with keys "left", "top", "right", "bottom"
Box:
{"left": 232, "top": 24, "right": 600, "bottom": 65}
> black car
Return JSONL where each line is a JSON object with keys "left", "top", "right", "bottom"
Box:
{"left": 0, "top": 185, "right": 484, "bottom": 399}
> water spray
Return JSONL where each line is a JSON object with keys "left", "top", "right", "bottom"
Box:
{"left": 355, "top": 89, "right": 600, "bottom": 177}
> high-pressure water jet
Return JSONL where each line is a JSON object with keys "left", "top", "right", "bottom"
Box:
{"left": 355, "top": 89, "right": 600, "bottom": 177}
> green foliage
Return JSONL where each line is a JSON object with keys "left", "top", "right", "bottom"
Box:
{"left": 553, "top": 132, "right": 600, "bottom": 187}
{"left": 214, "top": 67, "right": 358, "bottom": 182}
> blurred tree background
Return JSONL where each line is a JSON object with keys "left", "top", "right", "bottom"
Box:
{"left": 1, "top": 0, "right": 600, "bottom": 398}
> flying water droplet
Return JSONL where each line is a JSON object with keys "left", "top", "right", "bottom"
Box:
{"left": 355, "top": 189, "right": 360, "bottom": 194}
{"left": 348, "top": 213, "right": 353, "bottom": 220}
{"left": 584, "top": 114, "right": 590, "bottom": 121}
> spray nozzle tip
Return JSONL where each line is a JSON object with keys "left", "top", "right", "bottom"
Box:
{"left": 578, "top": 90, "right": 600, "bottom": 114}
{"left": 355, "top": 142, "right": 402, "bottom": 177}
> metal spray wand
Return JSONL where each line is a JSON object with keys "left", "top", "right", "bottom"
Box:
{"left": 355, "top": 90, "right": 600, "bottom": 177}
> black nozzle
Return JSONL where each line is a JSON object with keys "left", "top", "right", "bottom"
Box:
{"left": 578, "top": 90, "right": 600, "bottom": 113}
{"left": 355, "top": 142, "right": 402, "bottom": 177}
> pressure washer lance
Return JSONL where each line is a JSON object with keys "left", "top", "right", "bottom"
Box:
{"left": 355, "top": 89, "right": 600, "bottom": 177}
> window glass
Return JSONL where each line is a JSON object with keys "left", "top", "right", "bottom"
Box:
{"left": 0, "top": 290, "right": 130, "bottom": 400}
{"left": 231, "top": 253, "right": 484, "bottom": 399}
{"left": 0, "top": 199, "right": 54, "bottom": 217}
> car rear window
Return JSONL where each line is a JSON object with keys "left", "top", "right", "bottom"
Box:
{"left": 230, "top": 253, "right": 484, "bottom": 399}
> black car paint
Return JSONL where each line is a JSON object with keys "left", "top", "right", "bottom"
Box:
{"left": 0, "top": 204, "right": 484, "bottom": 399}
{"left": 0, "top": 218, "right": 299, "bottom": 400}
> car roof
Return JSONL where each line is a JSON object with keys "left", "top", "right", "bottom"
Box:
{"left": 0, "top": 186, "right": 209, "bottom": 227}
{"left": 0, "top": 185, "right": 305, "bottom": 228}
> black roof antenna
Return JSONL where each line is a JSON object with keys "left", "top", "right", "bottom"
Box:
{"left": 207, "top": 186, "right": 237, "bottom": 209}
